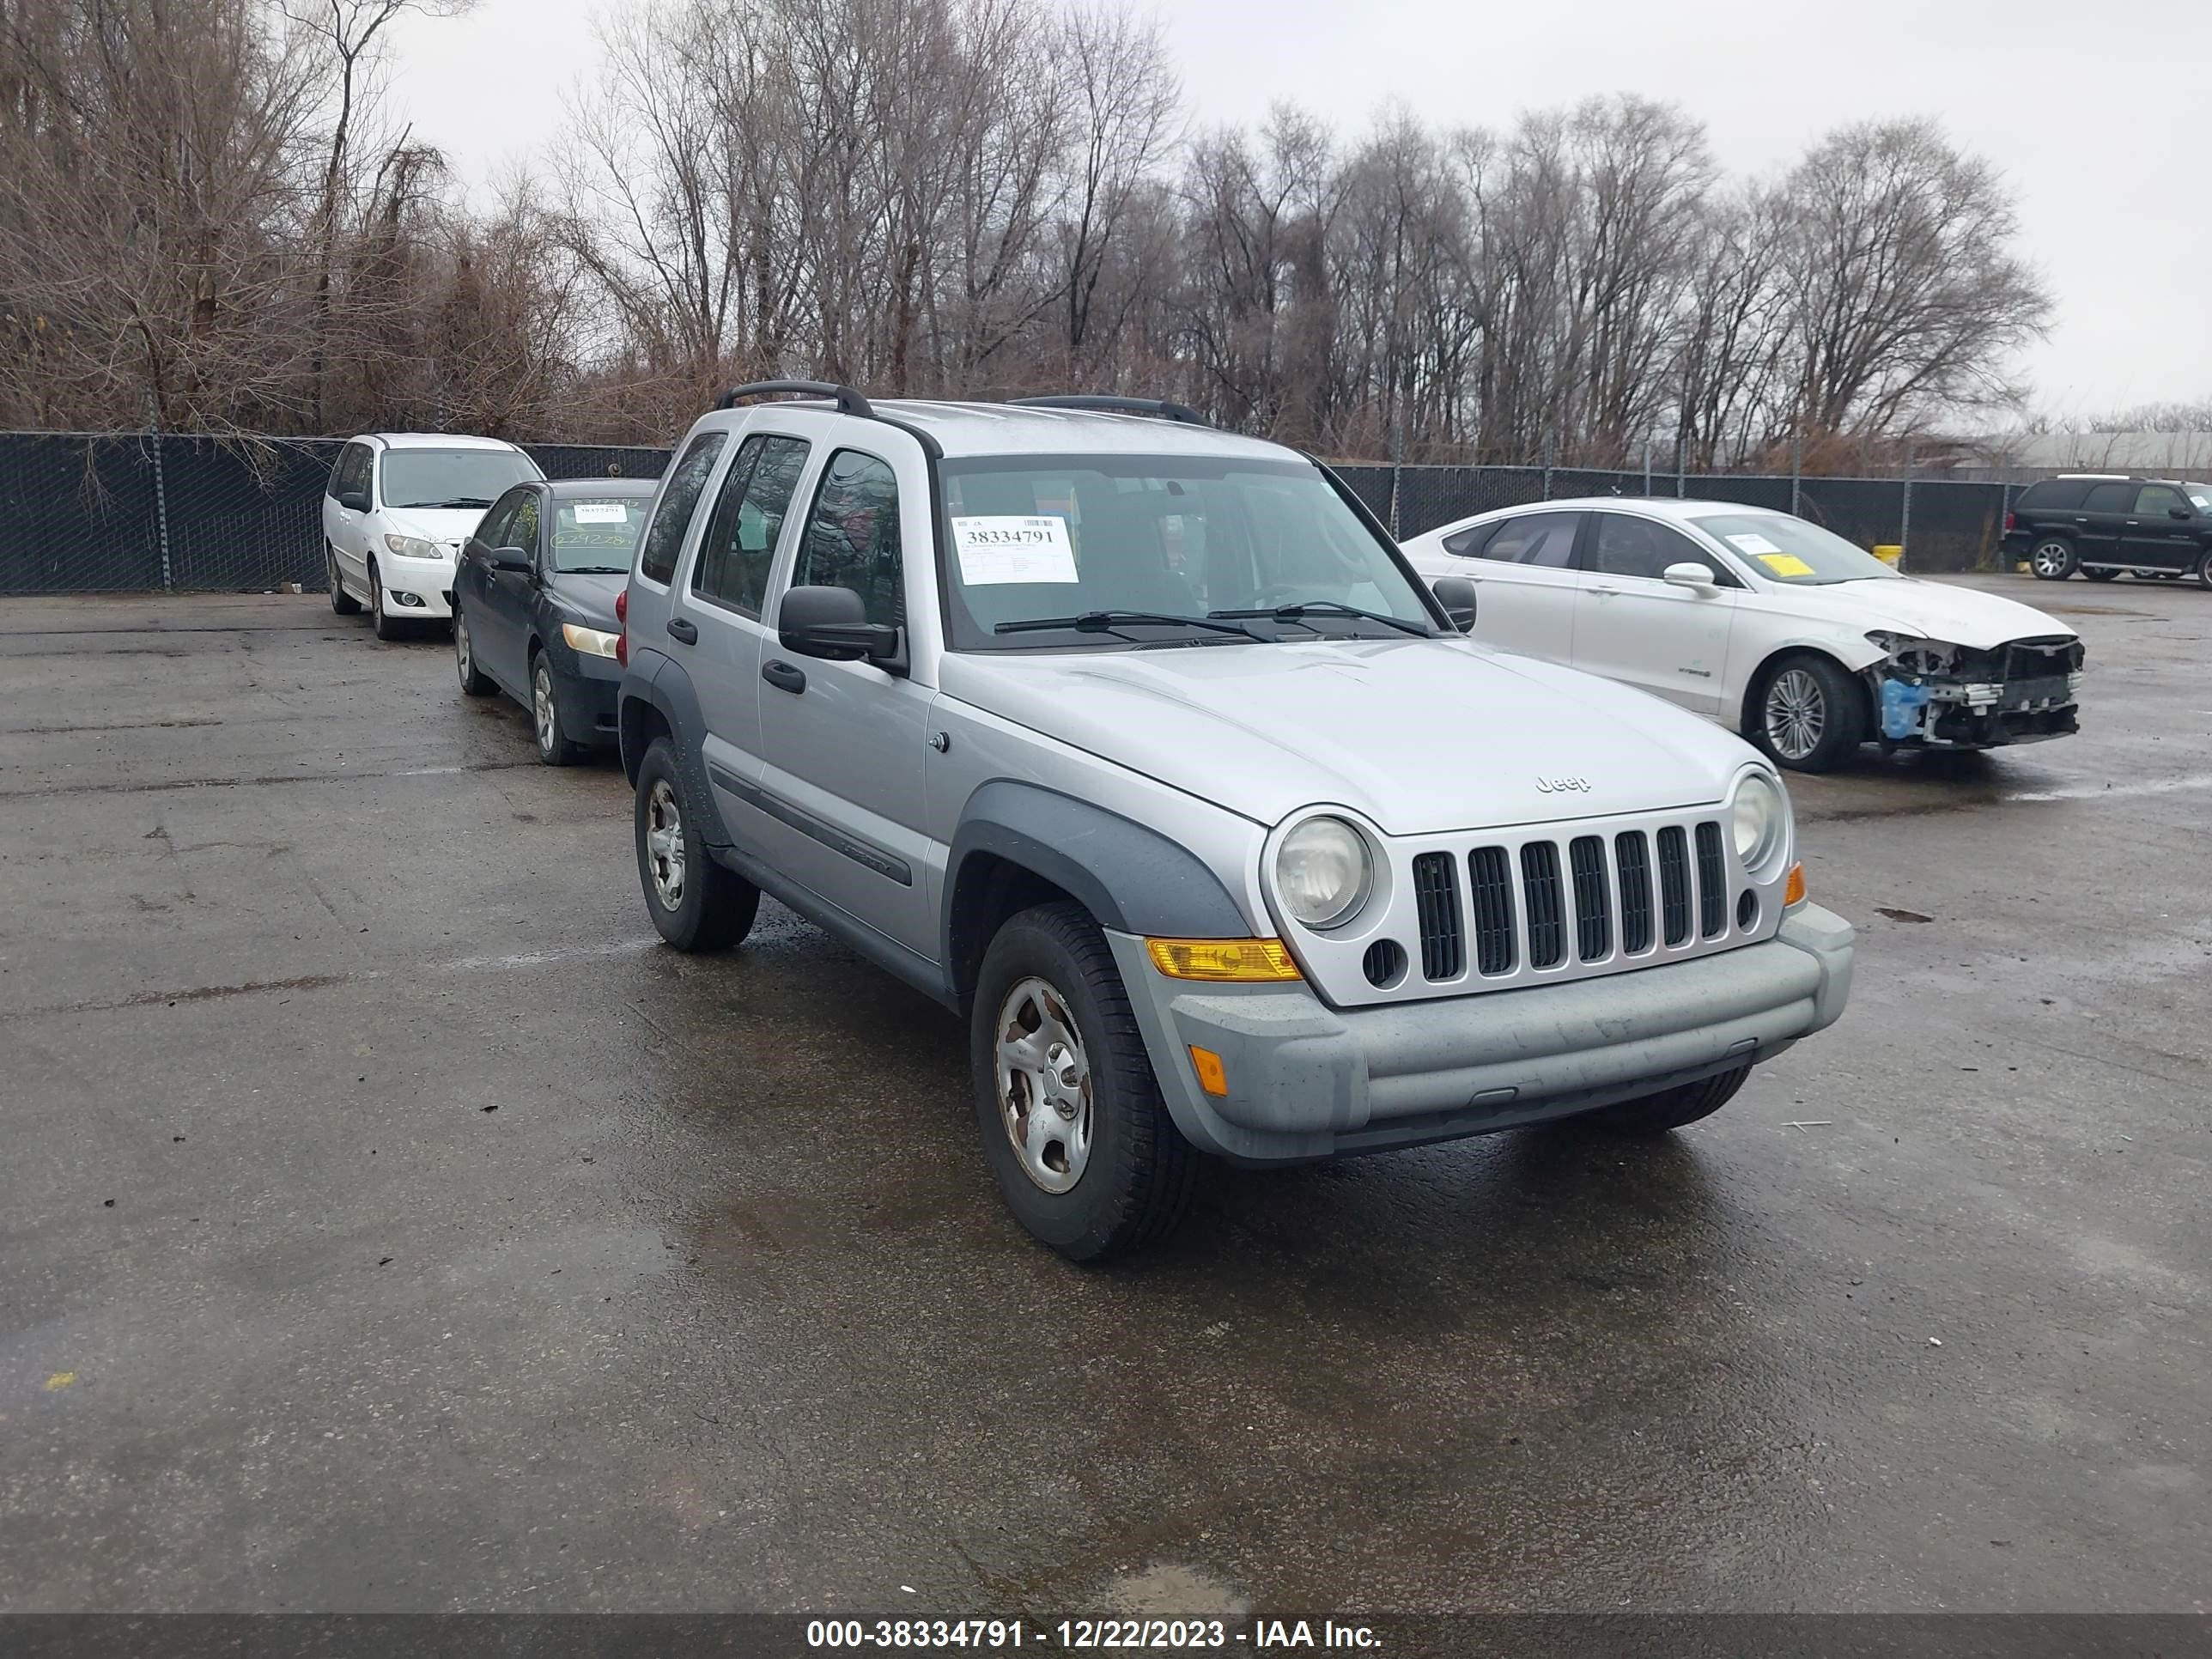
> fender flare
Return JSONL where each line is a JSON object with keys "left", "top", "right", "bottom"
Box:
{"left": 944, "top": 781, "right": 1252, "bottom": 984}
{"left": 617, "top": 648, "right": 732, "bottom": 847}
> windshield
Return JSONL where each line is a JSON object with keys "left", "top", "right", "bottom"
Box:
{"left": 1690, "top": 513, "right": 1904, "bottom": 586}
{"left": 380, "top": 448, "right": 540, "bottom": 511}
{"left": 550, "top": 497, "right": 647, "bottom": 573}
{"left": 938, "top": 455, "right": 1436, "bottom": 649}
{"left": 2188, "top": 484, "right": 2212, "bottom": 513}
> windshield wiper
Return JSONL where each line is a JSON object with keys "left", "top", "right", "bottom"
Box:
{"left": 412, "top": 496, "right": 495, "bottom": 509}
{"left": 995, "top": 610, "right": 1268, "bottom": 641}
{"left": 1209, "top": 601, "right": 1431, "bottom": 638}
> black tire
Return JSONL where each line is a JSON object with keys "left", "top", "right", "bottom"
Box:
{"left": 2082, "top": 566, "right": 2120, "bottom": 583}
{"left": 633, "top": 735, "right": 759, "bottom": 951}
{"left": 1751, "top": 653, "right": 1864, "bottom": 774}
{"left": 453, "top": 607, "right": 495, "bottom": 696}
{"left": 369, "top": 562, "right": 404, "bottom": 641}
{"left": 531, "top": 650, "right": 586, "bottom": 766}
{"left": 328, "top": 546, "right": 362, "bottom": 615}
{"left": 2197, "top": 550, "right": 2212, "bottom": 591}
{"left": 969, "top": 901, "right": 1205, "bottom": 1261}
{"left": 1584, "top": 1064, "right": 1751, "bottom": 1136}
{"left": 2027, "top": 537, "right": 2076, "bottom": 580}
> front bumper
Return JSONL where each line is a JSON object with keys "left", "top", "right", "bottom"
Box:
{"left": 547, "top": 641, "right": 622, "bottom": 743}
{"left": 1109, "top": 903, "right": 1854, "bottom": 1164}
{"left": 380, "top": 552, "right": 458, "bottom": 618}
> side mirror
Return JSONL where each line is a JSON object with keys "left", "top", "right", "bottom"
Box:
{"left": 2170, "top": 506, "right": 2192, "bottom": 520}
{"left": 1662, "top": 562, "right": 1717, "bottom": 588}
{"left": 778, "top": 584, "right": 902, "bottom": 667}
{"left": 490, "top": 548, "right": 534, "bottom": 575}
{"left": 1431, "top": 574, "right": 1479, "bottom": 633}
{"left": 337, "top": 489, "right": 369, "bottom": 514}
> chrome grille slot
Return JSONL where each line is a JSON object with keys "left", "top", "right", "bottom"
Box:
{"left": 1615, "top": 831, "right": 1652, "bottom": 955}
{"left": 1695, "top": 820, "right": 1726, "bottom": 939}
{"left": 1656, "top": 825, "right": 1692, "bottom": 946}
{"left": 1411, "top": 852, "right": 1463, "bottom": 981}
{"left": 1569, "top": 836, "right": 1610, "bottom": 962}
{"left": 1468, "top": 847, "right": 1516, "bottom": 975}
{"left": 1521, "top": 842, "right": 1565, "bottom": 969}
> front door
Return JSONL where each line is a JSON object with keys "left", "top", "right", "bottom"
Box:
{"left": 1462, "top": 510, "right": 1585, "bottom": 665}
{"left": 753, "top": 443, "right": 937, "bottom": 963}
{"left": 1571, "top": 511, "right": 1738, "bottom": 714}
{"left": 327, "top": 443, "right": 374, "bottom": 590}
{"left": 2118, "top": 483, "right": 2199, "bottom": 572}
{"left": 479, "top": 488, "right": 541, "bottom": 689}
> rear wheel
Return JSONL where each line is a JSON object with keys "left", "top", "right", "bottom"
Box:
{"left": 970, "top": 902, "right": 1204, "bottom": 1261}
{"left": 1586, "top": 1065, "right": 1751, "bottom": 1135}
{"left": 633, "top": 736, "right": 758, "bottom": 951}
{"left": 328, "top": 546, "right": 361, "bottom": 615}
{"left": 2027, "top": 538, "right": 2077, "bottom": 580}
{"left": 453, "top": 609, "right": 494, "bottom": 695}
{"left": 1753, "top": 653, "right": 1863, "bottom": 773}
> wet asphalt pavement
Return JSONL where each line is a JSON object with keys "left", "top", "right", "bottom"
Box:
{"left": 1, "top": 576, "right": 2206, "bottom": 1615}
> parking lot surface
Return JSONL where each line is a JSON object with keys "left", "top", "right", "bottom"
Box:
{"left": 2, "top": 576, "right": 2206, "bottom": 1613}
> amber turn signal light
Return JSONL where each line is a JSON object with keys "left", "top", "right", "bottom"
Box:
{"left": 1188, "top": 1046, "right": 1229, "bottom": 1097}
{"left": 1784, "top": 863, "right": 1806, "bottom": 907}
{"left": 1145, "top": 938, "right": 1303, "bottom": 982}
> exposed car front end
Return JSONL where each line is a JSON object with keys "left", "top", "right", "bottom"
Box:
{"left": 1863, "top": 631, "right": 2085, "bottom": 750}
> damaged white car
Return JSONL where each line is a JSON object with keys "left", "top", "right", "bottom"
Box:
{"left": 1401, "top": 498, "right": 2083, "bottom": 772}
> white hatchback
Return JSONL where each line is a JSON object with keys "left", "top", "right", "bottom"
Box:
{"left": 323, "top": 434, "right": 544, "bottom": 639}
{"left": 1401, "top": 497, "right": 2083, "bottom": 772}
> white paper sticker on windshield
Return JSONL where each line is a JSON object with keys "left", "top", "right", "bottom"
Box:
{"left": 571, "top": 502, "right": 631, "bottom": 524}
{"left": 1726, "top": 532, "right": 1782, "bottom": 556}
{"left": 951, "top": 515, "right": 1078, "bottom": 585}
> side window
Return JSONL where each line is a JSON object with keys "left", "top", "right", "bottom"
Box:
{"left": 2081, "top": 483, "right": 2134, "bottom": 513}
{"left": 1441, "top": 521, "right": 1500, "bottom": 558}
{"left": 2020, "top": 480, "right": 2088, "bottom": 511}
{"left": 793, "top": 449, "right": 903, "bottom": 627}
{"left": 2134, "top": 484, "right": 2188, "bottom": 516}
{"left": 476, "top": 488, "right": 526, "bottom": 550}
{"left": 1593, "top": 514, "right": 1719, "bottom": 581}
{"left": 506, "top": 492, "right": 541, "bottom": 556}
{"left": 639, "top": 431, "right": 730, "bottom": 586}
{"left": 1486, "top": 512, "right": 1583, "bottom": 568}
{"left": 332, "top": 443, "right": 369, "bottom": 500}
{"left": 694, "top": 435, "right": 812, "bottom": 617}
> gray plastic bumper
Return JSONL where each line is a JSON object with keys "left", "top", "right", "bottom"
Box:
{"left": 1108, "top": 903, "right": 1855, "bottom": 1164}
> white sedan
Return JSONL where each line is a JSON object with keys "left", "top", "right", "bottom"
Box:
{"left": 1400, "top": 497, "right": 2083, "bottom": 772}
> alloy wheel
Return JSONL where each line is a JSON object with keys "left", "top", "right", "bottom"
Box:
{"left": 643, "top": 778, "right": 685, "bottom": 910}
{"left": 1763, "top": 667, "right": 1826, "bottom": 763}
{"left": 992, "top": 975, "right": 1093, "bottom": 1194}
{"left": 533, "top": 662, "right": 556, "bottom": 756}
{"left": 455, "top": 615, "right": 475, "bottom": 681}
{"left": 2031, "top": 541, "right": 2072, "bottom": 578}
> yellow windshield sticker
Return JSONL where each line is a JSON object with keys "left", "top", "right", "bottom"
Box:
{"left": 1758, "top": 553, "right": 1816, "bottom": 577}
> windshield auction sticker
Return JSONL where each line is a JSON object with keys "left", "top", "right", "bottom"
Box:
{"left": 952, "top": 515, "right": 1079, "bottom": 585}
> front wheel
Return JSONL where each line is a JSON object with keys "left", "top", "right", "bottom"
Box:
{"left": 329, "top": 547, "right": 361, "bottom": 615}
{"left": 532, "top": 653, "right": 585, "bottom": 765}
{"left": 2197, "top": 550, "right": 2212, "bottom": 591}
{"left": 2082, "top": 567, "right": 2121, "bottom": 583}
{"left": 633, "top": 736, "right": 759, "bottom": 951}
{"left": 2027, "top": 538, "right": 2077, "bottom": 580}
{"left": 969, "top": 902, "right": 1205, "bottom": 1261}
{"left": 369, "top": 562, "right": 404, "bottom": 641}
{"left": 1584, "top": 1065, "right": 1751, "bottom": 1135}
{"left": 1753, "top": 653, "right": 1863, "bottom": 773}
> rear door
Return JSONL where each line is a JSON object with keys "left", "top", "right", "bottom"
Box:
{"left": 2118, "top": 483, "right": 2198, "bottom": 571}
{"left": 1459, "top": 510, "right": 1584, "bottom": 664}
{"left": 751, "top": 436, "right": 938, "bottom": 964}
{"left": 1571, "top": 511, "right": 1740, "bottom": 714}
{"left": 2073, "top": 481, "right": 2133, "bottom": 565}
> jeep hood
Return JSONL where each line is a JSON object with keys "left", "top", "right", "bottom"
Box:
{"left": 1819, "top": 577, "right": 2076, "bottom": 648}
{"left": 939, "top": 639, "right": 1758, "bottom": 835}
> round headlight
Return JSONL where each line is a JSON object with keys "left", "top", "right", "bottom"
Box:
{"left": 1276, "top": 816, "right": 1372, "bottom": 929}
{"left": 1730, "top": 771, "right": 1788, "bottom": 875}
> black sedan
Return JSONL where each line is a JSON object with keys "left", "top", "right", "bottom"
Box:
{"left": 453, "top": 477, "right": 657, "bottom": 764}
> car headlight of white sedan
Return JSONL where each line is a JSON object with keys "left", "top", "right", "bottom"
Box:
{"left": 384, "top": 532, "right": 444, "bottom": 561}
{"left": 1729, "top": 769, "right": 1791, "bottom": 881}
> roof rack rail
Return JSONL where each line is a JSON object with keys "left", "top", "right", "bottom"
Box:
{"left": 1009, "top": 394, "right": 1210, "bottom": 428}
{"left": 716, "top": 380, "right": 875, "bottom": 419}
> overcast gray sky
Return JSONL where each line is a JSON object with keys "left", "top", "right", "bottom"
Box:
{"left": 384, "top": 0, "right": 2211, "bottom": 420}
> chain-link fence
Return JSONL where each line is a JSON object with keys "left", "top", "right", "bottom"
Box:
{"left": 0, "top": 430, "right": 2021, "bottom": 593}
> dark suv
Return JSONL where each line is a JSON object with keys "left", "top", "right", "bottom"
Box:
{"left": 2003, "top": 474, "right": 2212, "bottom": 585}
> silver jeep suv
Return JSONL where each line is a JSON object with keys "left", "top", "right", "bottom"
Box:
{"left": 617, "top": 383, "right": 1855, "bottom": 1259}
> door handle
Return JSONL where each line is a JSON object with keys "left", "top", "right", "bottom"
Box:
{"left": 665, "top": 617, "right": 697, "bottom": 644}
{"left": 762, "top": 659, "right": 806, "bottom": 695}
